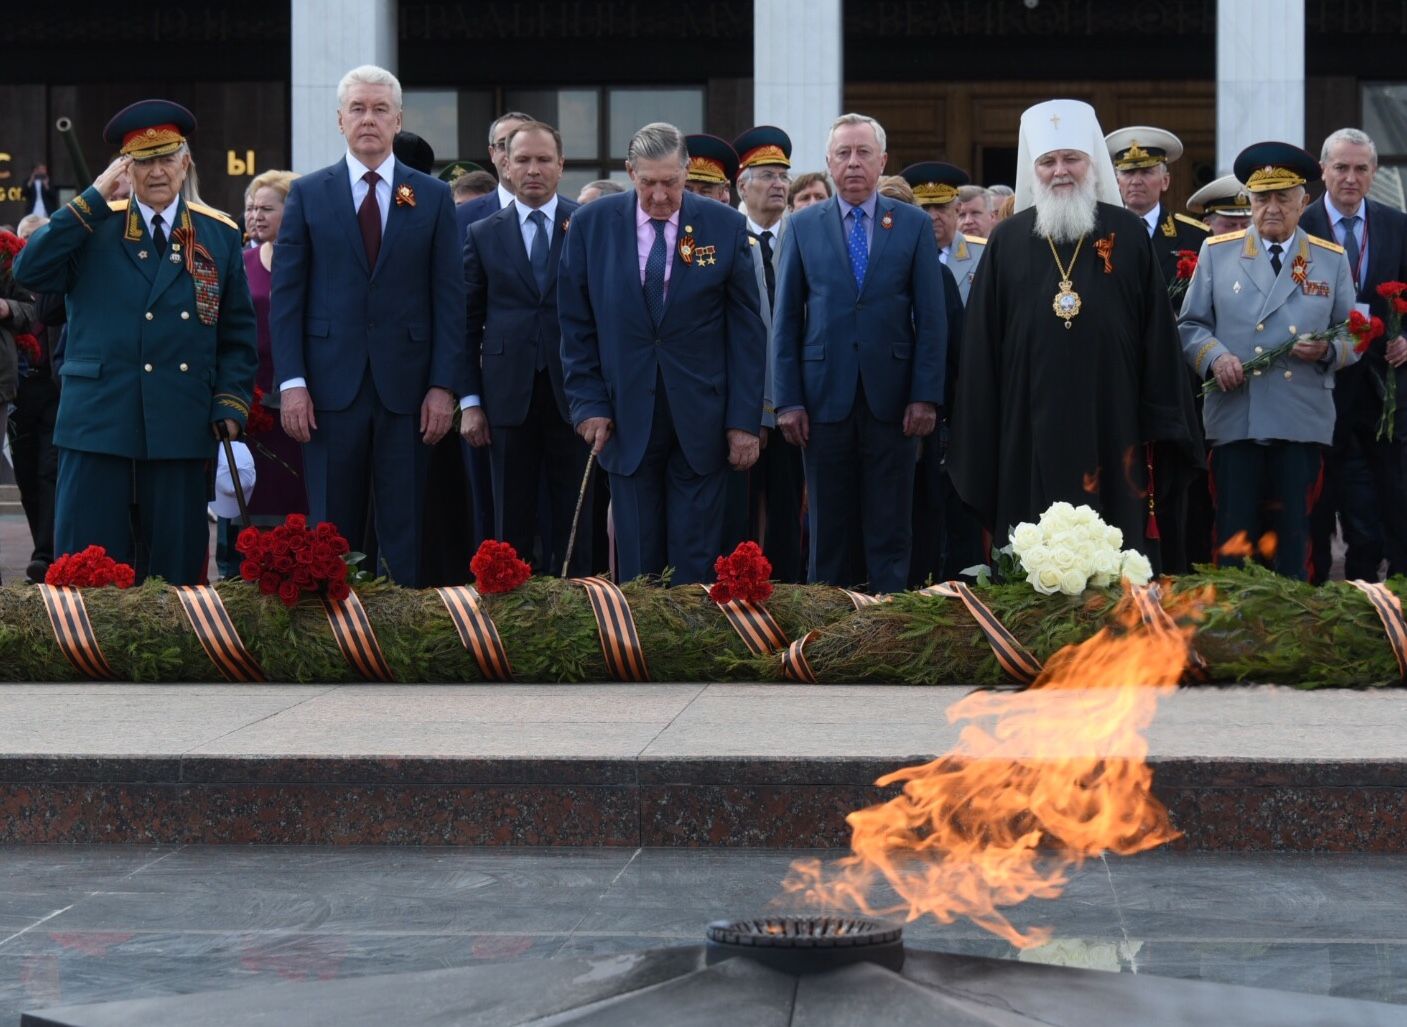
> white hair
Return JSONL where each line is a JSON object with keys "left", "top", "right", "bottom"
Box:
{"left": 628, "top": 122, "right": 689, "bottom": 167}
{"left": 1320, "top": 127, "right": 1378, "bottom": 166}
{"left": 337, "top": 65, "right": 403, "bottom": 110}
{"left": 1031, "top": 171, "right": 1098, "bottom": 244}
{"left": 826, "top": 113, "right": 887, "bottom": 155}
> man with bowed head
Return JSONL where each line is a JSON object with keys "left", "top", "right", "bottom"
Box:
{"left": 558, "top": 122, "right": 766, "bottom": 585}
{"left": 771, "top": 113, "right": 947, "bottom": 594}
{"left": 948, "top": 99, "right": 1201, "bottom": 569}
{"left": 271, "top": 64, "right": 464, "bottom": 588}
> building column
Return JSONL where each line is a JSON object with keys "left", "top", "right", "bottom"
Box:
{"left": 291, "top": 0, "right": 397, "bottom": 173}
{"left": 754, "top": 0, "right": 843, "bottom": 174}
{"left": 1217, "top": 0, "right": 1304, "bottom": 171}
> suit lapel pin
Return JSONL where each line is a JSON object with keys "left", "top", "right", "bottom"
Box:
{"left": 395, "top": 183, "right": 416, "bottom": 207}
{"left": 679, "top": 234, "right": 695, "bottom": 265}
{"left": 1233, "top": 280, "right": 1242, "bottom": 293}
{"left": 138, "top": 250, "right": 149, "bottom": 260}
{"left": 561, "top": 217, "right": 570, "bottom": 232}
{"left": 684, "top": 225, "right": 693, "bottom": 234}
{"left": 880, "top": 212, "right": 894, "bottom": 230}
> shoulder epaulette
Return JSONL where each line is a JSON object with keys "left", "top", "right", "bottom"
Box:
{"left": 1175, "top": 213, "right": 1211, "bottom": 232}
{"left": 1208, "top": 230, "right": 1247, "bottom": 245}
{"left": 1308, "top": 234, "right": 1345, "bottom": 254}
{"left": 107, "top": 199, "right": 129, "bottom": 212}
{"left": 966, "top": 235, "right": 987, "bottom": 246}
{"left": 187, "top": 201, "right": 240, "bottom": 232}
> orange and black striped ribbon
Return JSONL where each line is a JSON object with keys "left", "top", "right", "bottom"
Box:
{"left": 1348, "top": 579, "right": 1407, "bottom": 680}
{"left": 842, "top": 588, "right": 889, "bottom": 609}
{"left": 572, "top": 576, "right": 650, "bottom": 681}
{"left": 321, "top": 589, "right": 396, "bottom": 682}
{"left": 781, "top": 630, "right": 819, "bottom": 683}
{"left": 918, "top": 580, "right": 1043, "bottom": 685}
{"left": 702, "top": 585, "right": 789, "bottom": 656}
{"left": 1129, "top": 582, "right": 1209, "bottom": 681}
{"left": 175, "top": 585, "right": 267, "bottom": 682}
{"left": 37, "top": 584, "right": 117, "bottom": 681}
{"left": 436, "top": 585, "right": 513, "bottom": 681}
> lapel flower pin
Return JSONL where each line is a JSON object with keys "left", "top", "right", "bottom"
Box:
{"left": 561, "top": 217, "right": 570, "bottom": 232}
{"left": 395, "top": 183, "right": 416, "bottom": 207}
{"left": 880, "top": 212, "right": 894, "bottom": 230}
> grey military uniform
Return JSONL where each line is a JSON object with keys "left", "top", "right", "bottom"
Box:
{"left": 943, "top": 232, "right": 986, "bottom": 306}
{"left": 1178, "top": 226, "right": 1358, "bottom": 446}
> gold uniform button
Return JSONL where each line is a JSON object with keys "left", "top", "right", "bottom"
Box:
{"left": 145, "top": 312, "right": 154, "bottom": 321}
{"left": 1288, "top": 325, "right": 1297, "bottom": 334}
{"left": 1255, "top": 323, "right": 1264, "bottom": 332}
{"left": 143, "top": 363, "right": 153, "bottom": 373}
{"left": 1254, "top": 346, "right": 1264, "bottom": 354}
{"left": 1252, "top": 369, "right": 1262, "bottom": 376}
{"left": 1284, "top": 370, "right": 1293, "bottom": 380}
{"left": 180, "top": 311, "right": 190, "bottom": 320}
{"left": 179, "top": 362, "right": 189, "bottom": 372}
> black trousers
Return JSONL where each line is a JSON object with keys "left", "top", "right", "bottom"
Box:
{"left": 1309, "top": 421, "right": 1406, "bottom": 582}
{"left": 1209, "top": 440, "right": 1323, "bottom": 581}
{"left": 804, "top": 384, "right": 917, "bottom": 594}
{"left": 753, "top": 431, "right": 806, "bottom": 584}
{"left": 9, "top": 373, "right": 59, "bottom": 566}
{"left": 908, "top": 427, "right": 983, "bottom": 587}
{"left": 489, "top": 370, "right": 594, "bottom": 577}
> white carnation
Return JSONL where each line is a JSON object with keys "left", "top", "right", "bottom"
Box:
{"left": 1119, "top": 549, "right": 1154, "bottom": 585}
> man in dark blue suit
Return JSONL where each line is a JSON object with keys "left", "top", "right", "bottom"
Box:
{"left": 772, "top": 113, "right": 947, "bottom": 594}
{"left": 452, "top": 111, "right": 533, "bottom": 554}
{"left": 461, "top": 121, "right": 590, "bottom": 576}
{"left": 559, "top": 122, "right": 767, "bottom": 585}
{"left": 271, "top": 64, "right": 465, "bottom": 588}
{"left": 1302, "top": 127, "right": 1407, "bottom": 582}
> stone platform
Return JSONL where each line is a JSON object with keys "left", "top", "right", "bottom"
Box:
{"left": 0, "top": 682, "right": 1403, "bottom": 849}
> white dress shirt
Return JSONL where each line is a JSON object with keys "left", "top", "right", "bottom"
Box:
{"left": 1327, "top": 197, "right": 1368, "bottom": 284}
{"left": 496, "top": 182, "right": 515, "bottom": 211}
{"left": 1141, "top": 206, "right": 1160, "bottom": 237}
{"left": 281, "top": 151, "right": 396, "bottom": 393}
{"left": 135, "top": 197, "right": 179, "bottom": 243}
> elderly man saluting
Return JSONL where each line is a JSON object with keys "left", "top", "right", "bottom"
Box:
{"left": 1179, "top": 142, "right": 1358, "bottom": 579}
{"left": 14, "top": 100, "right": 256, "bottom": 584}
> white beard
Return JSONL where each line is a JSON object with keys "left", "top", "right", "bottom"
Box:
{"left": 1031, "top": 174, "right": 1098, "bottom": 243}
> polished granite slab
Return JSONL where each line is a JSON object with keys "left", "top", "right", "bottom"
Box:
{"left": 0, "top": 845, "right": 1403, "bottom": 1024}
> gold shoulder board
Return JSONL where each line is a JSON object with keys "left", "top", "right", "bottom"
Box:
{"left": 1207, "top": 230, "right": 1247, "bottom": 245}
{"left": 187, "top": 201, "right": 240, "bottom": 232}
{"left": 1308, "top": 234, "right": 1346, "bottom": 255}
{"left": 1175, "top": 213, "right": 1211, "bottom": 232}
{"left": 107, "top": 200, "right": 129, "bottom": 212}
{"left": 967, "top": 235, "right": 987, "bottom": 246}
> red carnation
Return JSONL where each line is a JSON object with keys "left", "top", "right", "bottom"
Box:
{"left": 469, "top": 539, "right": 532, "bottom": 594}
{"left": 44, "top": 545, "right": 136, "bottom": 589}
{"left": 709, "top": 541, "right": 773, "bottom": 605}
{"left": 1174, "top": 249, "right": 1198, "bottom": 281}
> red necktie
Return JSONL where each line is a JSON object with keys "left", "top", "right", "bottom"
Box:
{"left": 358, "top": 170, "right": 381, "bottom": 268}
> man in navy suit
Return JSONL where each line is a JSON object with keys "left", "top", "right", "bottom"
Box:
{"left": 559, "top": 122, "right": 767, "bottom": 585}
{"left": 271, "top": 64, "right": 465, "bottom": 587}
{"left": 460, "top": 121, "right": 589, "bottom": 576}
{"left": 772, "top": 113, "right": 947, "bottom": 594}
{"left": 1302, "top": 127, "right": 1407, "bottom": 581}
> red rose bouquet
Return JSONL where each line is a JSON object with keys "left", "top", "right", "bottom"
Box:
{"left": 45, "top": 546, "right": 137, "bottom": 589}
{"left": 0, "top": 231, "right": 23, "bottom": 277}
{"left": 469, "top": 539, "right": 532, "bottom": 594}
{"left": 237, "top": 513, "right": 352, "bottom": 606}
{"left": 245, "top": 385, "right": 276, "bottom": 436}
{"left": 1374, "top": 281, "right": 1407, "bottom": 441}
{"left": 709, "top": 541, "right": 773, "bottom": 605}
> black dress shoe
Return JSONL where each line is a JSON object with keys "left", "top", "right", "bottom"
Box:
{"left": 26, "top": 560, "right": 49, "bottom": 585}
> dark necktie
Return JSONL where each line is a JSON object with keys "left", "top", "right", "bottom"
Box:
{"left": 848, "top": 208, "right": 868, "bottom": 289}
{"left": 1341, "top": 214, "right": 1361, "bottom": 289}
{"left": 528, "top": 209, "right": 550, "bottom": 295}
{"left": 151, "top": 212, "right": 166, "bottom": 253}
{"left": 756, "top": 229, "right": 776, "bottom": 311}
{"left": 358, "top": 170, "right": 382, "bottom": 268}
{"left": 1269, "top": 243, "right": 1283, "bottom": 277}
{"left": 644, "top": 218, "right": 667, "bottom": 326}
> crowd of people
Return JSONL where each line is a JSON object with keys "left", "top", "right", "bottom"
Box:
{"left": 2, "top": 62, "right": 1402, "bottom": 592}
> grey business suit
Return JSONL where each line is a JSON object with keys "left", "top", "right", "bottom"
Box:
{"left": 1177, "top": 224, "right": 1358, "bottom": 578}
{"left": 1179, "top": 226, "right": 1357, "bottom": 446}
{"left": 942, "top": 232, "right": 986, "bottom": 307}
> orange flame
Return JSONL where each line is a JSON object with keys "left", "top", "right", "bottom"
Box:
{"left": 1217, "top": 531, "right": 1253, "bottom": 560}
{"left": 1082, "top": 469, "right": 1100, "bottom": 494}
{"left": 784, "top": 590, "right": 1204, "bottom": 949}
{"left": 1256, "top": 532, "right": 1278, "bottom": 561}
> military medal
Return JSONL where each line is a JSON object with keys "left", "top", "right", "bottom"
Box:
{"left": 678, "top": 234, "right": 695, "bottom": 265}
{"left": 170, "top": 251, "right": 181, "bottom": 264}
{"left": 395, "top": 184, "right": 416, "bottom": 207}
{"left": 1047, "top": 235, "right": 1085, "bottom": 329}
{"left": 880, "top": 212, "right": 894, "bottom": 230}
{"left": 137, "top": 250, "right": 149, "bottom": 260}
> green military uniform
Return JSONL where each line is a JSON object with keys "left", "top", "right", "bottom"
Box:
{"left": 13, "top": 100, "right": 256, "bottom": 584}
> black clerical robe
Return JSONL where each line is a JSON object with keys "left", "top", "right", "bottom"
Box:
{"left": 948, "top": 202, "right": 1202, "bottom": 565}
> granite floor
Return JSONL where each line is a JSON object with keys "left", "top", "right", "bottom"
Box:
{"left": 0, "top": 845, "right": 1402, "bottom": 1022}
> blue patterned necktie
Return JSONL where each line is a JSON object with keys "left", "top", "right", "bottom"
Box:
{"left": 527, "top": 209, "right": 550, "bottom": 295}
{"left": 848, "top": 207, "right": 868, "bottom": 289}
{"left": 644, "top": 218, "right": 668, "bottom": 325}
{"left": 1341, "top": 214, "right": 1361, "bottom": 288}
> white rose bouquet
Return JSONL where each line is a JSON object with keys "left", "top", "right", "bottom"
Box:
{"left": 983, "top": 502, "right": 1154, "bottom": 595}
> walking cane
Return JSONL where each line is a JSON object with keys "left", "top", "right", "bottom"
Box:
{"left": 560, "top": 451, "right": 596, "bottom": 578}
{"left": 217, "top": 422, "right": 253, "bottom": 530}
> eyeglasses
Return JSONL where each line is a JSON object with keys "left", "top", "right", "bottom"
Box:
{"left": 751, "top": 171, "right": 791, "bottom": 184}
{"left": 491, "top": 138, "right": 511, "bottom": 151}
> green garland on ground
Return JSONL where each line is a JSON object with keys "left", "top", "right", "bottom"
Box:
{"left": 0, "top": 566, "right": 1401, "bottom": 687}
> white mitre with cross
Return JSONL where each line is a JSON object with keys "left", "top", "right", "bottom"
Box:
{"left": 1013, "top": 98, "right": 1122, "bottom": 212}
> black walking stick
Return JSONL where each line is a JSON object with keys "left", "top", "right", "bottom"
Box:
{"left": 217, "top": 422, "right": 253, "bottom": 530}
{"left": 560, "top": 451, "right": 596, "bottom": 578}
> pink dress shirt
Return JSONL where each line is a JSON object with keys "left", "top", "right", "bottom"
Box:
{"left": 635, "top": 202, "right": 680, "bottom": 298}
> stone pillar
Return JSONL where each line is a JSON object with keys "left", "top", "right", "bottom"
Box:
{"left": 754, "top": 0, "right": 843, "bottom": 174}
{"left": 291, "top": 0, "right": 397, "bottom": 173}
{"left": 1217, "top": 0, "right": 1305, "bottom": 171}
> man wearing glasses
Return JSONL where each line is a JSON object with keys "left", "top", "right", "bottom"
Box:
{"left": 455, "top": 111, "right": 535, "bottom": 240}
